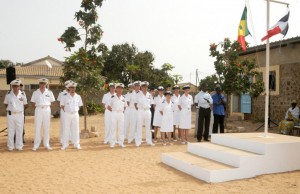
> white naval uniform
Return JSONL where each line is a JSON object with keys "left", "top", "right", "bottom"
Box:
{"left": 128, "top": 90, "right": 139, "bottom": 143}
{"left": 109, "top": 95, "right": 127, "bottom": 147}
{"left": 57, "top": 90, "right": 68, "bottom": 144}
{"left": 159, "top": 100, "right": 174, "bottom": 132}
{"left": 153, "top": 95, "right": 165, "bottom": 127}
{"left": 171, "top": 94, "right": 181, "bottom": 126}
{"left": 135, "top": 91, "right": 154, "bottom": 146}
{"left": 60, "top": 93, "right": 83, "bottom": 149}
{"left": 31, "top": 88, "right": 55, "bottom": 149}
{"left": 124, "top": 91, "right": 131, "bottom": 139}
{"left": 4, "top": 90, "right": 27, "bottom": 150}
{"left": 102, "top": 92, "right": 116, "bottom": 144}
{"left": 178, "top": 94, "right": 193, "bottom": 129}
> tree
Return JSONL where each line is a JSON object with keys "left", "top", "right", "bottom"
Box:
{"left": 209, "top": 38, "right": 264, "bottom": 114}
{"left": 102, "top": 43, "right": 137, "bottom": 84}
{"left": 199, "top": 74, "right": 219, "bottom": 92}
{"left": 58, "top": 0, "right": 106, "bottom": 132}
{"left": 0, "top": 60, "right": 14, "bottom": 68}
{"left": 173, "top": 74, "right": 183, "bottom": 85}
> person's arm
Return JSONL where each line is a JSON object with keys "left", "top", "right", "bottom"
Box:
{"left": 30, "top": 91, "right": 36, "bottom": 108}
{"left": 23, "top": 95, "right": 29, "bottom": 109}
{"left": 60, "top": 97, "right": 65, "bottom": 112}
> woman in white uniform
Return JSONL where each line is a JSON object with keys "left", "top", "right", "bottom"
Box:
{"left": 178, "top": 85, "right": 193, "bottom": 144}
{"left": 159, "top": 91, "right": 174, "bottom": 146}
{"left": 171, "top": 85, "right": 181, "bottom": 141}
{"left": 152, "top": 86, "right": 165, "bottom": 142}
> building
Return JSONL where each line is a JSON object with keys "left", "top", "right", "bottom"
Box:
{"left": 178, "top": 82, "right": 198, "bottom": 93}
{"left": 0, "top": 55, "right": 64, "bottom": 90}
{"left": 231, "top": 37, "right": 300, "bottom": 122}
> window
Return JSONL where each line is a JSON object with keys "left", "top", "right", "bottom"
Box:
{"left": 269, "top": 71, "right": 276, "bottom": 91}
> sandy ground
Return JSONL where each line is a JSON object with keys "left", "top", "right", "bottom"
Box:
{"left": 0, "top": 113, "right": 300, "bottom": 194}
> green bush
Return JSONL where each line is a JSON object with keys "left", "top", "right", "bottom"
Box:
{"left": 79, "top": 100, "right": 104, "bottom": 115}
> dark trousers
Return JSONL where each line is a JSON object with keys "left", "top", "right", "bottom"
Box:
{"left": 213, "top": 114, "right": 225, "bottom": 133}
{"left": 197, "top": 107, "right": 211, "bottom": 141}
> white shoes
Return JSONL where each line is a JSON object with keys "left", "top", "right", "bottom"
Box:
{"left": 148, "top": 142, "right": 155, "bottom": 146}
{"left": 119, "top": 144, "right": 126, "bottom": 148}
{"left": 46, "top": 147, "right": 52, "bottom": 150}
{"left": 32, "top": 147, "right": 37, "bottom": 151}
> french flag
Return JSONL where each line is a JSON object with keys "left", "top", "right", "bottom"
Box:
{"left": 261, "top": 8, "right": 289, "bottom": 42}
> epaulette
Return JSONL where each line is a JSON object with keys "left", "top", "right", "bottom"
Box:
{"left": 136, "top": 91, "right": 139, "bottom": 93}
{"left": 64, "top": 93, "right": 68, "bottom": 96}
{"left": 21, "top": 92, "right": 25, "bottom": 95}
{"left": 122, "top": 95, "right": 125, "bottom": 98}
{"left": 111, "top": 95, "right": 115, "bottom": 98}
{"left": 7, "top": 90, "right": 11, "bottom": 94}
{"left": 162, "top": 99, "right": 166, "bottom": 103}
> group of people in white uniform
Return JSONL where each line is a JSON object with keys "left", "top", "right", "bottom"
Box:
{"left": 102, "top": 81, "right": 194, "bottom": 147}
{"left": 4, "top": 78, "right": 83, "bottom": 151}
{"left": 4, "top": 77, "right": 223, "bottom": 151}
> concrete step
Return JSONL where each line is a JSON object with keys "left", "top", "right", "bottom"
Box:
{"left": 211, "top": 133, "right": 267, "bottom": 154}
{"left": 188, "top": 142, "right": 263, "bottom": 168}
{"left": 161, "top": 152, "right": 256, "bottom": 183}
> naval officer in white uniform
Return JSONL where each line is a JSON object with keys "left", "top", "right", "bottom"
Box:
{"left": 4, "top": 80, "right": 28, "bottom": 151}
{"left": 128, "top": 81, "right": 141, "bottom": 143}
{"left": 171, "top": 85, "right": 181, "bottom": 141}
{"left": 60, "top": 82, "right": 83, "bottom": 150}
{"left": 159, "top": 91, "right": 175, "bottom": 146}
{"left": 153, "top": 86, "right": 165, "bottom": 142}
{"left": 107, "top": 83, "right": 127, "bottom": 148}
{"left": 178, "top": 85, "right": 193, "bottom": 144}
{"left": 124, "top": 83, "right": 133, "bottom": 140}
{"left": 57, "top": 80, "right": 73, "bottom": 144}
{"left": 31, "top": 78, "right": 55, "bottom": 151}
{"left": 135, "top": 81, "right": 155, "bottom": 147}
{"left": 101, "top": 83, "right": 116, "bottom": 144}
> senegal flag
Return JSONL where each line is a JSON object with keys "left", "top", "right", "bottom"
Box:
{"left": 237, "top": 6, "right": 251, "bottom": 51}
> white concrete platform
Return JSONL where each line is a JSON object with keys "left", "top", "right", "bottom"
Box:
{"left": 161, "top": 133, "right": 300, "bottom": 183}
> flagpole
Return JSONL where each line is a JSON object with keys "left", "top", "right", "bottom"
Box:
{"left": 263, "top": 0, "right": 289, "bottom": 137}
{"left": 264, "top": 0, "right": 270, "bottom": 137}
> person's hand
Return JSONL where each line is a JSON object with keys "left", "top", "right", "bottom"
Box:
{"left": 107, "top": 106, "right": 112, "bottom": 112}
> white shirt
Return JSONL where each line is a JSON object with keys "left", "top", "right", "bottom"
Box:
{"left": 31, "top": 88, "right": 55, "bottom": 106}
{"left": 171, "top": 94, "right": 181, "bottom": 111}
{"left": 102, "top": 92, "right": 116, "bottom": 109}
{"left": 178, "top": 94, "right": 193, "bottom": 110}
{"left": 60, "top": 93, "right": 83, "bottom": 112}
{"left": 154, "top": 95, "right": 165, "bottom": 110}
{"left": 285, "top": 106, "right": 300, "bottom": 120}
{"left": 129, "top": 90, "right": 140, "bottom": 108}
{"left": 109, "top": 94, "right": 127, "bottom": 112}
{"left": 135, "top": 91, "right": 154, "bottom": 109}
{"left": 4, "top": 90, "right": 28, "bottom": 112}
{"left": 125, "top": 92, "right": 131, "bottom": 106}
{"left": 57, "top": 89, "right": 68, "bottom": 101}
{"left": 159, "top": 100, "right": 175, "bottom": 113}
{"left": 196, "top": 91, "right": 213, "bottom": 109}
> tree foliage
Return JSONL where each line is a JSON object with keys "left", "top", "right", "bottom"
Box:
{"left": 102, "top": 43, "right": 175, "bottom": 88}
{"left": 58, "top": 0, "right": 105, "bottom": 131}
{"left": 199, "top": 74, "right": 219, "bottom": 92}
{"left": 209, "top": 38, "right": 264, "bottom": 98}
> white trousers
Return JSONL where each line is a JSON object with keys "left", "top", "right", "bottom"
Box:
{"left": 33, "top": 107, "right": 51, "bottom": 149}
{"left": 110, "top": 111, "right": 125, "bottom": 146}
{"left": 62, "top": 112, "right": 80, "bottom": 148}
{"left": 128, "top": 108, "right": 138, "bottom": 142}
{"left": 60, "top": 109, "right": 64, "bottom": 144}
{"left": 7, "top": 112, "right": 24, "bottom": 150}
{"left": 136, "top": 109, "right": 152, "bottom": 146}
{"left": 124, "top": 108, "right": 130, "bottom": 139}
{"left": 104, "top": 109, "right": 112, "bottom": 143}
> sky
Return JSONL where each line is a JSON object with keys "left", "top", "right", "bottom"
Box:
{"left": 0, "top": 0, "right": 299, "bottom": 84}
